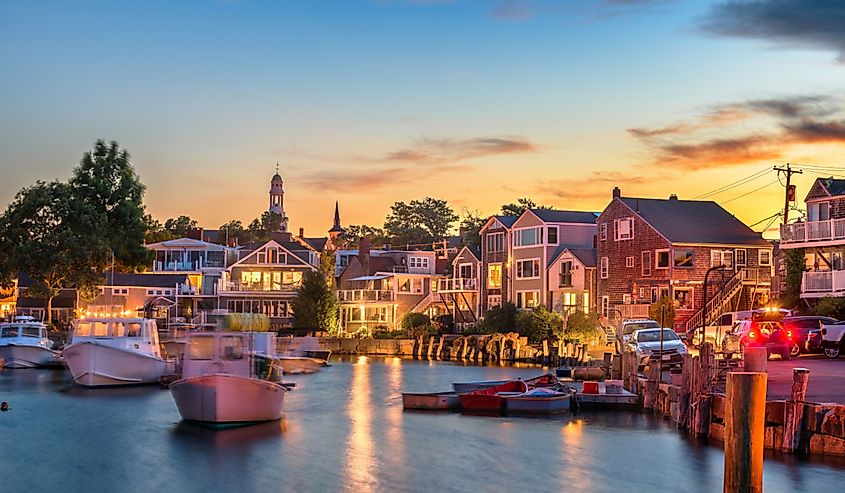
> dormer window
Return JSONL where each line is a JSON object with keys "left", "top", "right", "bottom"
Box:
{"left": 808, "top": 202, "right": 830, "bottom": 222}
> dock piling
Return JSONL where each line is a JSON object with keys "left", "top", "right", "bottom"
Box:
{"left": 724, "top": 372, "right": 766, "bottom": 493}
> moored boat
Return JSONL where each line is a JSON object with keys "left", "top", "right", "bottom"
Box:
{"left": 452, "top": 373, "right": 559, "bottom": 393}
{"left": 402, "top": 391, "right": 460, "bottom": 410}
{"left": 503, "top": 387, "right": 573, "bottom": 414}
{"left": 0, "top": 317, "right": 58, "bottom": 368}
{"left": 63, "top": 317, "right": 169, "bottom": 387}
{"left": 170, "top": 331, "right": 286, "bottom": 425}
{"left": 458, "top": 380, "right": 528, "bottom": 413}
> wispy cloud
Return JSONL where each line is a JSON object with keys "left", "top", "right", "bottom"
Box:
{"left": 538, "top": 171, "right": 652, "bottom": 202}
{"left": 382, "top": 136, "right": 536, "bottom": 164}
{"left": 490, "top": 0, "right": 536, "bottom": 21}
{"left": 628, "top": 94, "right": 845, "bottom": 169}
{"left": 700, "top": 1, "right": 845, "bottom": 62}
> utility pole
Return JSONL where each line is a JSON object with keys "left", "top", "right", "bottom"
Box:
{"left": 773, "top": 163, "right": 802, "bottom": 225}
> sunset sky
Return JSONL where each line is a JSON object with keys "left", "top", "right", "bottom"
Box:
{"left": 2, "top": 0, "right": 844, "bottom": 238}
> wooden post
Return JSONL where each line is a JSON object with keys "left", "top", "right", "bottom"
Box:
{"left": 724, "top": 372, "right": 767, "bottom": 493}
{"left": 427, "top": 336, "right": 435, "bottom": 358}
{"left": 557, "top": 339, "right": 564, "bottom": 366}
{"left": 436, "top": 336, "right": 445, "bottom": 359}
{"left": 782, "top": 367, "right": 810, "bottom": 453}
{"left": 542, "top": 339, "right": 549, "bottom": 364}
{"left": 461, "top": 337, "right": 470, "bottom": 359}
{"left": 743, "top": 346, "right": 767, "bottom": 373}
{"left": 644, "top": 358, "right": 659, "bottom": 409}
{"left": 679, "top": 353, "right": 692, "bottom": 428}
{"left": 694, "top": 342, "right": 715, "bottom": 436}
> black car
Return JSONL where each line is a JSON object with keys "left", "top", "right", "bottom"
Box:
{"left": 782, "top": 316, "right": 838, "bottom": 356}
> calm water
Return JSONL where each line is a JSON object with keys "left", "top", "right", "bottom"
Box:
{"left": 1, "top": 357, "right": 844, "bottom": 493}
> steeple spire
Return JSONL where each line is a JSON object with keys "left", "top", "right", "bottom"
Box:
{"left": 328, "top": 201, "right": 345, "bottom": 237}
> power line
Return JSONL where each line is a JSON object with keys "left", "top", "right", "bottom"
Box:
{"left": 748, "top": 211, "right": 782, "bottom": 228}
{"left": 693, "top": 166, "right": 772, "bottom": 199}
{"left": 722, "top": 179, "right": 780, "bottom": 204}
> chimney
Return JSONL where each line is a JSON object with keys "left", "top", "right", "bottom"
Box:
{"left": 612, "top": 187, "right": 621, "bottom": 199}
{"left": 669, "top": 194, "right": 678, "bottom": 201}
{"left": 187, "top": 228, "right": 203, "bottom": 241}
{"left": 359, "top": 237, "right": 371, "bottom": 273}
{"left": 299, "top": 227, "right": 304, "bottom": 238}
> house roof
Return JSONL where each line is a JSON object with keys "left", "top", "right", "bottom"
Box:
{"left": 619, "top": 197, "right": 770, "bottom": 246}
{"left": 548, "top": 245, "right": 597, "bottom": 268}
{"left": 530, "top": 209, "right": 599, "bottom": 224}
{"left": 145, "top": 237, "right": 231, "bottom": 251}
{"left": 495, "top": 215, "right": 519, "bottom": 228}
{"left": 301, "top": 237, "right": 328, "bottom": 252}
{"left": 104, "top": 273, "right": 189, "bottom": 288}
{"left": 367, "top": 256, "right": 397, "bottom": 275}
{"left": 818, "top": 177, "right": 845, "bottom": 197}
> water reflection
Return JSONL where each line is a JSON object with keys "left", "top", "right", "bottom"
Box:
{"left": 345, "top": 355, "right": 375, "bottom": 492}
{"left": 171, "top": 419, "right": 286, "bottom": 447}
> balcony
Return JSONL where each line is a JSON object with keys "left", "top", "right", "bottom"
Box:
{"left": 780, "top": 219, "right": 845, "bottom": 248}
{"left": 612, "top": 304, "right": 651, "bottom": 320}
{"left": 152, "top": 258, "right": 226, "bottom": 272}
{"left": 437, "top": 278, "right": 478, "bottom": 292}
{"left": 217, "top": 280, "right": 300, "bottom": 294}
{"left": 337, "top": 290, "right": 395, "bottom": 302}
{"left": 802, "top": 270, "right": 845, "bottom": 298}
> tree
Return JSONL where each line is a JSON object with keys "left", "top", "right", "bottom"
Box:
{"left": 245, "top": 212, "right": 285, "bottom": 243}
{"left": 0, "top": 182, "right": 110, "bottom": 325}
{"left": 477, "top": 302, "right": 517, "bottom": 333}
{"left": 814, "top": 296, "right": 845, "bottom": 320}
{"left": 562, "top": 311, "right": 604, "bottom": 344}
{"left": 515, "top": 305, "right": 563, "bottom": 342}
{"left": 649, "top": 297, "right": 676, "bottom": 327}
{"left": 144, "top": 214, "right": 173, "bottom": 243}
{"left": 500, "top": 198, "right": 552, "bottom": 216}
{"left": 291, "top": 270, "right": 339, "bottom": 333}
{"left": 164, "top": 215, "right": 198, "bottom": 237}
{"left": 459, "top": 209, "right": 485, "bottom": 252}
{"left": 69, "top": 140, "right": 149, "bottom": 271}
{"left": 401, "top": 312, "right": 433, "bottom": 337}
{"left": 219, "top": 219, "right": 246, "bottom": 245}
{"left": 340, "top": 224, "right": 390, "bottom": 246}
{"left": 384, "top": 197, "right": 458, "bottom": 245}
{"left": 781, "top": 248, "right": 805, "bottom": 309}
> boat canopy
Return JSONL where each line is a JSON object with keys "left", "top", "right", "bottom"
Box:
{"left": 348, "top": 274, "right": 391, "bottom": 281}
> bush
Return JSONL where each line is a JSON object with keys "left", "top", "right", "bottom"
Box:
{"left": 515, "top": 305, "right": 562, "bottom": 343}
{"left": 478, "top": 302, "right": 517, "bottom": 333}
{"left": 401, "top": 312, "right": 433, "bottom": 337}
{"left": 814, "top": 296, "right": 845, "bottom": 320}
{"left": 562, "top": 310, "right": 603, "bottom": 344}
{"left": 372, "top": 329, "right": 406, "bottom": 339}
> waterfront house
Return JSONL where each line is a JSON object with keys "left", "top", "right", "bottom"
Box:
{"left": 509, "top": 209, "right": 598, "bottom": 310}
{"left": 547, "top": 246, "right": 597, "bottom": 315}
{"left": 479, "top": 215, "right": 518, "bottom": 314}
{"left": 79, "top": 273, "right": 191, "bottom": 320}
{"left": 14, "top": 275, "right": 78, "bottom": 325}
{"left": 596, "top": 187, "right": 773, "bottom": 334}
{"left": 779, "top": 177, "right": 845, "bottom": 300}
{"left": 438, "top": 244, "right": 481, "bottom": 329}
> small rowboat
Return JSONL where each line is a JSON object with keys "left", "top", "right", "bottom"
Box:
{"left": 503, "top": 387, "right": 573, "bottom": 415}
{"left": 452, "top": 373, "right": 559, "bottom": 393}
{"left": 458, "top": 380, "right": 528, "bottom": 413}
{"left": 402, "top": 391, "right": 460, "bottom": 410}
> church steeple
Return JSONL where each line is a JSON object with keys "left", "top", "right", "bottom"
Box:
{"left": 328, "top": 201, "right": 344, "bottom": 239}
{"left": 269, "top": 163, "right": 289, "bottom": 232}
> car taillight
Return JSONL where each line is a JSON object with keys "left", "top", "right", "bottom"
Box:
{"left": 748, "top": 331, "right": 756, "bottom": 339}
{"left": 787, "top": 330, "right": 793, "bottom": 339}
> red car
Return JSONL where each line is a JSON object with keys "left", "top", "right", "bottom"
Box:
{"left": 721, "top": 320, "right": 792, "bottom": 360}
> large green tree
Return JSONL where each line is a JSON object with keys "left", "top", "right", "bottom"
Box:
{"left": 219, "top": 219, "right": 247, "bottom": 245}
{"left": 340, "top": 224, "right": 390, "bottom": 246}
{"left": 0, "top": 182, "right": 110, "bottom": 324}
{"left": 164, "top": 215, "right": 198, "bottom": 237}
{"left": 144, "top": 214, "right": 173, "bottom": 243}
{"left": 459, "top": 209, "right": 485, "bottom": 251}
{"left": 781, "top": 248, "right": 806, "bottom": 309}
{"left": 69, "top": 140, "right": 149, "bottom": 270}
{"left": 500, "top": 198, "right": 552, "bottom": 216}
{"left": 291, "top": 270, "right": 340, "bottom": 333}
{"left": 383, "top": 197, "right": 458, "bottom": 245}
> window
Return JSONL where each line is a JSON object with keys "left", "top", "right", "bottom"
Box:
{"left": 674, "top": 250, "right": 694, "bottom": 268}
{"left": 514, "top": 227, "right": 542, "bottom": 247}
{"left": 650, "top": 287, "right": 659, "bottom": 303}
{"left": 600, "top": 257, "right": 609, "bottom": 279}
{"left": 146, "top": 289, "right": 155, "bottom": 296}
{"left": 21, "top": 327, "right": 40, "bottom": 338}
{"left": 759, "top": 249, "right": 772, "bottom": 267}
{"left": 458, "top": 263, "right": 473, "bottom": 279}
{"left": 614, "top": 218, "right": 634, "bottom": 240}
{"left": 221, "top": 336, "right": 245, "bottom": 360}
{"left": 735, "top": 249, "right": 747, "bottom": 267}
{"left": 516, "top": 259, "right": 540, "bottom": 279}
{"left": 487, "top": 263, "right": 502, "bottom": 288}
{"left": 655, "top": 250, "right": 670, "bottom": 269}
{"left": 601, "top": 296, "right": 610, "bottom": 316}
{"left": 156, "top": 290, "right": 163, "bottom": 296}
{"left": 711, "top": 250, "right": 734, "bottom": 269}
{"left": 547, "top": 226, "right": 558, "bottom": 244}
{"left": 517, "top": 291, "right": 540, "bottom": 308}
{"left": 639, "top": 287, "right": 647, "bottom": 300}
{"left": 808, "top": 202, "right": 831, "bottom": 222}
{"left": 1, "top": 327, "right": 18, "bottom": 337}
{"left": 559, "top": 261, "right": 573, "bottom": 287}
{"left": 625, "top": 256, "right": 634, "bottom": 268}
{"left": 673, "top": 287, "right": 694, "bottom": 310}
{"left": 409, "top": 257, "right": 429, "bottom": 269}
{"left": 112, "top": 288, "right": 128, "bottom": 296}
{"left": 642, "top": 251, "right": 652, "bottom": 277}
{"left": 488, "top": 295, "right": 502, "bottom": 308}
{"left": 188, "top": 336, "right": 216, "bottom": 360}
{"left": 75, "top": 323, "right": 91, "bottom": 337}
{"left": 486, "top": 233, "right": 504, "bottom": 253}
{"left": 600, "top": 223, "right": 607, "bottom": 241}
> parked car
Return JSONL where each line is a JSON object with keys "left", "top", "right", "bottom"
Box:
{"left": 689, "top": 308, "right": 794, "bottom": 348}
{"left": 617, "top": 319, "right": 660, "bottom": 348}
{"left": 821, "top": 321, "right": 845, "bottom": 359}
{"left": 782, "top": 316, "right": 838, "bottom": 356}
{"left": 626, "top": 328, "right": 687, "bottom": 371}
{"left": 721, "top": 320, "right": 792, "bottom": 360}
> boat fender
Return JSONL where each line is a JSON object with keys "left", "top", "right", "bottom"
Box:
{"left": 1, "top": 401, "right": 9, "bottom": 412}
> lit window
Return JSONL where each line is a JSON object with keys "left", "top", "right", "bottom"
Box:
{"left": 488, "top": 264, "right": 502, "bottom": 288}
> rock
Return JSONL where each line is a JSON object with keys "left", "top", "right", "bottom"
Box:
{"left": 810, "top": 434, "right": 845, "bottom": 457}
{"left": 820, "top": 406, "right": 845, "bottom": 439}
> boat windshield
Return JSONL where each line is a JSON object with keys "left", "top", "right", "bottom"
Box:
{"left": 220, "top": 336, "right": 245, "bottom": 361}
{"left": 1, "top": 327, "right": 18, "bottom": 337}
{"left": 21, "top": 327, "right": 41, "bottom": 338}
{"left": 188, "top": 336, "right": 216, "bottom": 360}
{"left": 111, "top": 322, "right": 143, "bottom": 338}
{"left": 637, "top": 330, "right": 679, "bottom": 343}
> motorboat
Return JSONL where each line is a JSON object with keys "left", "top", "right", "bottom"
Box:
{"left": 402, "top": 391, "right": 460, "bottom": 410}
{"left": 63, "top": 317, "right": 169, "bottom": 387}
{"left": 254, "top": 333, "right": 324, "bottom": 374}
{"left": 503, "top": 387, "right": 574, "bottom": 415}
{"left": 170, "top": 331, "right": 287, "bottom": 425}
{"left": 458, "top": 380, "right": 528, "bottom": 413}
{"left": 0, "top": 317, "right": 58, "bottom": 368}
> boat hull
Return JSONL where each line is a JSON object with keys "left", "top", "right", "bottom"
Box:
{"left": 0, "top": 344, "right": 57, "bottom": 368}
{"left": 302, "top": 349, "right": 331, "bottom": 364}
{"left": 63, "top": 342, "right": 168, "bottom": 387}
{"left": 504, "top": 395, "right": 572, "bottom": 414}
{"left": 458, "top": 380, "right": 529, "bottom": 413}
{"left": 170, "top": 374, "right": 286, "bottom": 423}
{"left": 277, "top": 357, "right": 324, "bottom": 374}
{"left": 402, "top": 392, "right": 459, "bottom": 410}
{"left": 452, "top": 380, "right": 509, "bottom": 393}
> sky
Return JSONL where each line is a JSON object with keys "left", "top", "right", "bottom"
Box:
{"left": 2, "top": 0, "right": 845, "bottom": 239}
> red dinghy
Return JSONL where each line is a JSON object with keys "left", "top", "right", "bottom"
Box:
{"left": 458, "top": 380, "right": 528, "bottom": 413}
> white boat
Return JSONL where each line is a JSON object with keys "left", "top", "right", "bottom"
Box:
{"left": 253, "top": 333, "right": 323, "bottom": 374}
{"left": 63, "top": 317, "right": 169, "bottom": 387}
{"left": 0, "top": 317, "right": 58, "bottom": 368}
{"left": 502, "top": 387, "right": 574, "bottom": 414}
{"left": 170, "top": 331, "right": 287, "bottom": 424}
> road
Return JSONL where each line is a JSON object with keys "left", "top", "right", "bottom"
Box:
{"left": 765, "top": 354, "right": 845, "bottom": 403}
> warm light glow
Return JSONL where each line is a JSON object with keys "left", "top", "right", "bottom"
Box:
{"left": 344, "top": 355, "right": 374, "bottom": 492}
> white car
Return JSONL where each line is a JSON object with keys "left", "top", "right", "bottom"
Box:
{"left": 618, "top": 319, "right": 661, "bottom": 347}
{"left": 627, "top": 328, "right": 688, "bottom": 371}
{"left": 821, "top": 321, "right": 845, "bottom": 359}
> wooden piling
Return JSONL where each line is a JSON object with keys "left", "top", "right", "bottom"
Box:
{"left": 644, "top": 358, "right": 659, "bottom": 409}
{"left": 542, "top": 340, "right": 549, "bottom": 364}
{"left": 436, "top": 336, "right": 445, "bottom": 359}
{"left": 426, "top": 336, "right": 435, "bottom": 358}
{"left": 694, "top": 342, "right": 715, "bottom": 436}
{"left": 782, "top": 367, "right": 810, "bottom": 453}
{"left": 724, "top": 372, "right": 767, "bottom": 493}
{"left": 679, "top": 353, "right": 692, "bottom": 428}
{"left": 743, "top": 346, "right": 767, "bottom": 372}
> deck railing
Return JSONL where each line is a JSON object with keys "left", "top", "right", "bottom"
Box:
{"left": 437, "top": 278, "right": 478, "bottom": 292}
{"left": 781, "top": 218, "right": 845, "bottom": 245}
{"left": 337, "top": 290, "right": 395, "bottom": 302}
{"left": 802, "top": 271, "right": 845, "bottom": 295}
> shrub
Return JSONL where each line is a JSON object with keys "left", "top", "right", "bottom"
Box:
{"left": 814, "top": 296, "right": 845, "bottom": 320}
{"left": 562, "top": 310, "right": 603, "bottom": 344}
{"left": 649, "top": 297, "right": 675, "bottom": 326}
{"left": 479, "top": 302, "right": 517, "bottom": 333}
{"left": 515, "top": 305, "right": 562, "bottom": 343}
{"left": 401, "top": 312, "right": 433, "bottom": 337}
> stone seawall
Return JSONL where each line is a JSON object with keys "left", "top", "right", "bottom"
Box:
{"left": 277, "top": 337, "right": 417, "bottom": 357}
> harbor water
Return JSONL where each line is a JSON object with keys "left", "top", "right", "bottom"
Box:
{"left": 2, "top": 356, "right": 844, "bottom": 492}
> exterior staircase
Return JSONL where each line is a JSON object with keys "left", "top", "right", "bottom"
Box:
{"left": 681, "top": 269, "right": 746, "bottom": 334}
